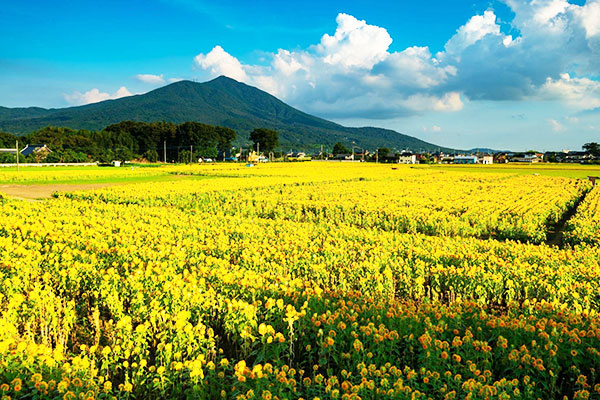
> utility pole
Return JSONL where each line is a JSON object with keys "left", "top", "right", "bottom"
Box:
{"left": 321, "top": 145, "right": 323, "bottom": 160}
{"left": 190, "top": 145, "right": 193, "bottom": 164}
{"left": 376, "top": 148, "right": 379, "bottom": 164}
{"left": 15, "top": 140, "right": 19, "bottom": 172}
{"left": 257, "top": 142, "right": 260, "bottom": 161}
{"left": 164, "top": 141, "right": 167, "bottom": 163}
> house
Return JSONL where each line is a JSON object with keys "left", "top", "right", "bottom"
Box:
{"left": 20, "top": 144, "right": 51, "bottom": 157}
{"left": 397, "top": 152, "right": 417, "bottom": 164}
{"left": 454, "top": 155, "right": 479, "bottom": 164}
{"left": 287, "top": 151, "right": 310, "bottom": 161}
{"left": 353, "top": 150, "right": 369, "bottom": 161}
{"left": 494, "top": 153, "right": 508, "bottom": 163}
{"left": 512, "top": 154, "right": 542, "bottom": 163}
{"left": 0, "top": 144, "right": 51, "bottom": 162}
{"left": 247, "top": 151, "right": 269, "bottom": 163}
{"left": 564, "top": 151, "right": 593, "bottom": 163}
{"left": 333, "top": 153, "right": 354, "bottom": 161}
{"left": 480, "top": 154, "right": 494, "bottom": 164}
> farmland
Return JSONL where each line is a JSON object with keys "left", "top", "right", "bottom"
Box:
{"left": 1, "top": 163, "right": 600, "bottom": 400}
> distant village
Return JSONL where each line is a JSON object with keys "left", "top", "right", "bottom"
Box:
{"left": 0, "top": 143, "right": 598, "bottom": 166}
{"left": 281, "top": 149, "right": 597, "bottom": 165}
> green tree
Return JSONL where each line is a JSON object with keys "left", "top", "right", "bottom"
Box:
{"left": 0, "top": 152, "right": 25, "bottom": 163}
{"left": 583, "top": 142, "right": 600, "bottom": 157}
{"left": 249, "top": 128, "right": 279, "bottom": 152}
{"left": 114, "top": 146, "right": 134, "bottom": 162}
{"left": 178, "top": 149, "right": 192, "bottom": 164}
{"left": 0, "top": 132, "right": 17, "bottom": 148}
{"left": 332, "top": 142, "right": 350, "bottom": 155}
{"left": 377, "top": 147, "right": 391, "bottom": 156}
{"left": 143, "top": 149, "right": 159, "bottom": 163}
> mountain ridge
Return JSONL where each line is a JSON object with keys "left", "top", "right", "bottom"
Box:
{"left": 0, "top": 76, "right": 458, "bottom": 152}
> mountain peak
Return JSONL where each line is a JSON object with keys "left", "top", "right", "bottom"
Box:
{"left": 0, "top": 77, "right": 456, "bottom": 152}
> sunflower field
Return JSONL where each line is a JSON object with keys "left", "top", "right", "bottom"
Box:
{"left": 1, "top": 163, "right": 599, "bottom": 400}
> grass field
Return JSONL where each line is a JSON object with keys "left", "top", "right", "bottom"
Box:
{"left": 1, "top": 162, "right": 600, "bottom": 400}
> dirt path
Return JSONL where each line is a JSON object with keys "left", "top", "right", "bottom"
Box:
{"left": 546, "top": 190, "right": 589, "bottom": 248}
{"left": 0, "top": 183, "right": 123, "bottom": 201}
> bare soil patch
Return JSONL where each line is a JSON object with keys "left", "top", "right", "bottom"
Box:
{"left": 0, "top": 183, "right": 123, "bottom": 201}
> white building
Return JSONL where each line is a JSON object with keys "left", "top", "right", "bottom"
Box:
{"left": 481, "top": 155, "right": 493, "bottom": 164}
{"left": 453, "top": 155, "right": 479, "bottom": 164}
{"left": 398, "top": 153, "right": 417, "bottom": 164}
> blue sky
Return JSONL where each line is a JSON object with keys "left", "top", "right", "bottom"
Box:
{"left": 1, "top": 0, "right": 599, "bottom": 150}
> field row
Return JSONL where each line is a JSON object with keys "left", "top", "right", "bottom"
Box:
{"left": 566, "top": 186, "right": 600, "bottom": 246}
{"left": 66, "top": 171, "right": 590, "bottom": 244}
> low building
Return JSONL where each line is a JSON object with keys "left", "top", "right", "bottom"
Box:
{"left": 333, "top": 153, "right": 354, "bottom": 161}
{"left": 564, "top": 151, "right": 593, "bottom": 163}
{"left": 21, "top": 144, "right": 51, "bottom": 157}
{"left": 512, "top": 154, "right": 542, "bottom": 163}
{"left": 398, "top": 153, "right": 417, "bottom": 164}
{"left": 454, "top": 155, "right": 479, "bottom": 164}
{"left": 287, "top": 151, "right": 310, "bottom": 161}
{"left": 480, "top": 154, "right": 494, "bottom": 164}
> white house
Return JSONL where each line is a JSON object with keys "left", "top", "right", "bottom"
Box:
{"left": 454, "top": 155, "right": 479, "bottom": 164}
{"left": 398, "top": 153, "right": 417, "bottom": 164}
{"left": 481, "top": 155, "right": 493, "bottom": 164}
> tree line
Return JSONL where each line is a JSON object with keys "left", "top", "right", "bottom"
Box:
{"left": 0, "top": 121, "right": 240, "bottom": 163}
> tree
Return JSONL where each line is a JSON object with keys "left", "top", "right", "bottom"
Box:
{"left": 143, "top": 149, "right": 159, "bottom": 163}
{"left": 178, "top": 149, "right": 192, "bottom": 164}
{"left": 332, "top": 142, "right": 350, "bottom": 155}
{"left": 114, "top": 146, "right": 134, "bottom": 162}
{"left": 215, "top": 126, "right": 237, "bottom": 153}
{"left": 377, "top": 147, "right": 391, "bottom": 156}
{"left": 249, "top": 128, "right": 278, "bottom": 153}
{"left": 0, "top": 152, "right": 24, "bottom": 164}
{"left": 0, "top": 132, "right": 17, "bottom": 148}
{"left": 583, "top": 142, "right": 600, "bottom": 157}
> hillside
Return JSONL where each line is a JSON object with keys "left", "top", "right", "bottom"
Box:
{"left": 0, "top": 77, "right": 456, "bottom": 152}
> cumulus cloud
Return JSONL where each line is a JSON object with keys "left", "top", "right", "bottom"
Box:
{"left": 64, "top": 86, "right": 132, "bottom": 106}
{"left": 136, "top": 74, "right": 165, "bottom": 84}
{"left": 538, "top": 73, "right": 600, "bottom": 110}
{"left": 194, "top": 45, "right": 248, "bottom": 82}
{"left": 192, "top": 4, "right": 600, "bottom": 120}
{"left": 316, "top": 13, "right": 392, "bottom": 69}
{"left": 444, "top": 11, "right": 501, "bottom": 54}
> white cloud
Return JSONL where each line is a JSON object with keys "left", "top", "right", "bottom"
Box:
{"left": 192, "top": 6, "right": 600, "bottom": 120}
{"left": 316, "top": 13, "right": 392, "bottom": 69}
{"left": 550, "top": 118, "right": 565, "bottom": 132}
{"left": 539, "top": 73, "right": 600, "bottom": 110}
{"left": 432, "top": 125, "right": 442, "bottom": 132}
{"left": 136, "top": 74, "right": 165, "bottom": 84}
{"left": 444, "top": 11, "right": 501, "bottom": 54}
{"left": 573, "top": 0, "right": 600, "bottom": 38}
{"left": 168, "top": 77, "right": 184, "bottom": 83}
{"left": 64, "top": 86, "right": 132, "bottom": 106}
{"left": 194, "top": 45, "right": 248, "bottom": 82}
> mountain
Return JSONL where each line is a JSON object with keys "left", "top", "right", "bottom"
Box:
{"left": 0, "top": 76, "right": 457, "bottom": 152}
